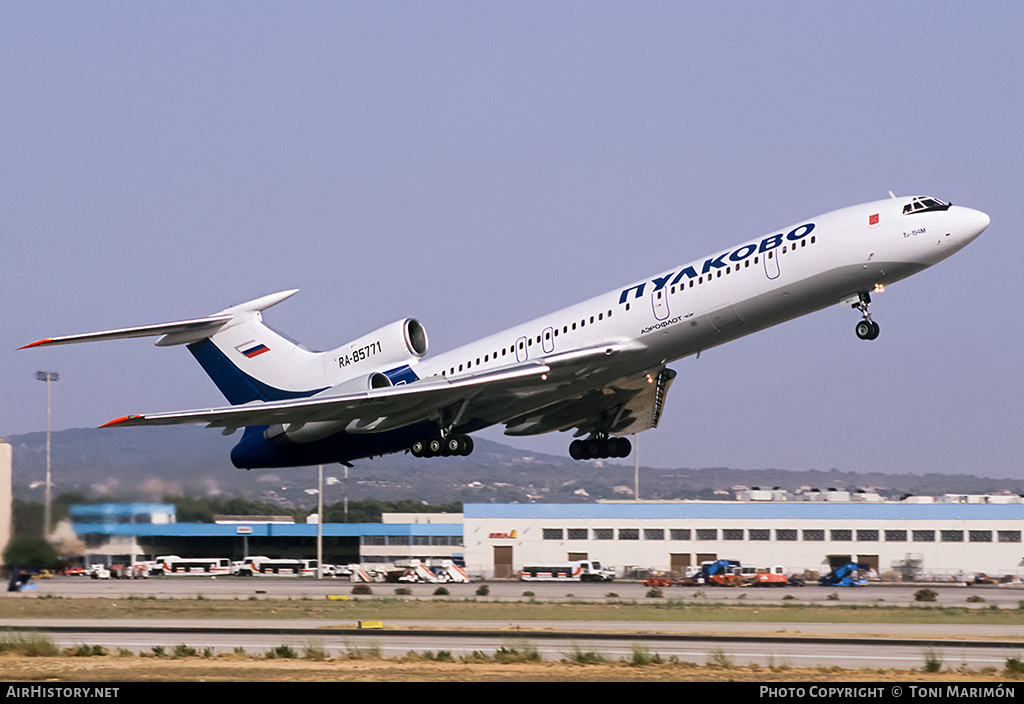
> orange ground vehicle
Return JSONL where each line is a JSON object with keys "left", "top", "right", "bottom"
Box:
{"left": 642, "top": 572, "right": 678, "bottom": 587}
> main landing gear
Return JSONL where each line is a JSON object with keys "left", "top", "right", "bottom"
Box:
{"left": 569, "top": 435, "right": 632, "bottom": 461}
{"left": 410, "top": 434, "right": 474, "bottom": 458}
{"left": 852, "top": 292, "right": 880, "bottom": 340}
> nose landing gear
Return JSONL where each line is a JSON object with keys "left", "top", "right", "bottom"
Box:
{"left": 852, "top": 292, "right": 880, "bottom": 340}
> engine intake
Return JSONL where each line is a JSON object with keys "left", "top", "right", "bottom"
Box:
{"left": 330, "top": 318, "right": 428, "bottom": 373}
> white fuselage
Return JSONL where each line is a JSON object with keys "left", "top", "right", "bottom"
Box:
{"left": 413, "top": 197, "right": 987, "bottom": 418}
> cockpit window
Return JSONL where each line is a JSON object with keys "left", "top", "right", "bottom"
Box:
{"left": 902, "top": 196, "right": 951, "bottom": 215}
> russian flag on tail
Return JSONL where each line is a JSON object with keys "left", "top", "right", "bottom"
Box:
{"left": 237, "top": 342, "right": 270, "bottom": 358}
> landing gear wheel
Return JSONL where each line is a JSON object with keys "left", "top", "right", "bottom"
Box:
{"left": 569, "top": 436, "right": 633, "bottom": 460}
{"left": 410, "top": 440, "right": 426, "bottom": 458}
{"left": 855, "top": 320, "right": 880, "bottom": 340}
{"left": 569, "top": 439, "right": 585, "bottom": 460}
{"left": 852, "top": 292, "right": 880, "bottom": 341}
{"left": 612, "top": 437, "right": 632, "bottom": 458}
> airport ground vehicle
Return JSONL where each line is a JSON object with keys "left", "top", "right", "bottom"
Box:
{"left": 384, "top": 559, "right": 471, "bottom": 584}
{"left": 88, "top": 564, "right": 110, "bottom": 580}
{"left": 642, "top": 572, "right": 679, "bottom": 587}
{"left": 155, "top": 556, "right": 232, "bottom": 575}
{"left": 520, "top": 560, "right": 614, "bottom": 582}
{"left": 692, "top": 559, "right": 743, "bottom": 586}
{"left": 741, "top": 564, "right": 788, "bottom": 586}
{"left": 819, "top": 562, "right": 869, "bottom": 587}
{"left": 231, "top": 556, "right": 329, "bottom": 576}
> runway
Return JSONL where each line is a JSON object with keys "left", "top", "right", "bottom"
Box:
{"left": 5, "top": 577, "right": 1023, "bottom": 668}
{"left": 1, "top": 617, "right": 1021, "bottom": 669}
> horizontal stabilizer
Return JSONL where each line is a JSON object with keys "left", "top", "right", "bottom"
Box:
{"left": 20, "top": 289, "right": 301, "bottom": 350}
{"left": 20, "top": 315, "right": 233, "bottom": 349}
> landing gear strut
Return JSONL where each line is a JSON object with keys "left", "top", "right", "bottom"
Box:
{"left": 410, "top": 434, "right": 474, "bottom": 458}
{"left": 852, "top": 292, "right": 880, "bottom": 340}
{"left": 569, "top": 435, "right": 631, "bottom": 461}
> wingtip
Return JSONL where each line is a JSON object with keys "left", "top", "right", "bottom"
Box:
{"left": 19, "top": 338, "right": 54, "bottom": 350}
{"left": 100, "top": 415, "right": 141, "bottom": 428}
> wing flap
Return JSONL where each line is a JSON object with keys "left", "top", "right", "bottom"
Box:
{"left": 503, "top": 367, "right": 676, "bottom": 437}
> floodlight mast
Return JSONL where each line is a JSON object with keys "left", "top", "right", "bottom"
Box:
{"left": 35, "top": 371, "right": 59, "bottom": 537}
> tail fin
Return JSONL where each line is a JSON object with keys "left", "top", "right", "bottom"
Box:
{"left": 187, "top": 291, "right": 329, "bottom": 404}
{"left": 22, "top": 290, "right": 330, "bottom": 406}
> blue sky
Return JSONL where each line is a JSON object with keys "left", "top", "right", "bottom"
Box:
{"left": 3, "top": 2, "right": 1021, "bottom": 477}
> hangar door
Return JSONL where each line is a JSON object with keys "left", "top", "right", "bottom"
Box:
{"left": 493, "top": 546, "right": 514, "bottom": 578}
{"left": 670, "top": 554, "right": 691, "bottom": 577}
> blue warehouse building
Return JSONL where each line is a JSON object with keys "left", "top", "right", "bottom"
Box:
{"left": 70, "top": 504, "right": 463, "bottom": 568}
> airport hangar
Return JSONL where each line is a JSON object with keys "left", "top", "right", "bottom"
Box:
{"left": 465, "top": 497, "right": 1024, "bottom": 579}
{"left": 70, "top": 494, "right": 1024, "bottom": 580}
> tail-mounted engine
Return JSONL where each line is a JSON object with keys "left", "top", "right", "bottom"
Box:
{"left": 265, "top": 318, "right": 429, "bottom": 446}
{"left": 330, "top": 318, "right": 427, "bottom": 376}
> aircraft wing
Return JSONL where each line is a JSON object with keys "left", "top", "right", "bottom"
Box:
{"left": 102, "top": 362, "right": 552, "bottom": 433}
{"left": 99, "top": 340, "right": 650, "bottom": 436}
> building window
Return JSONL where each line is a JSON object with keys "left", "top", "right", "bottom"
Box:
{"left": 431, "top": 536, "right": 450, "bottom": 546}
{"left": 775, "top": 529, "right": 797, "bottom": 541}
{"left": 388, "top": 535, "right": 410, "bottom": 546}
{"left": 644, "top": 528, "right": 665, "bottom": 540}
{"left": 413, "top": 536, "right": 431, "bottom": 546}
{"left": 363, "top": 536, "right": 386, "bottom": 546}
{"left": 940, "top": 530, "right": 964, "bottom": 543}
{"left": 748, "top": 529, "right": 770, "bottom": 541}
{"left": 968, "top": 530, "right": 992, "bottom": 543}
{"left": 912, "top": 530, "right": 936, "bottom": 542}
{"left": 723, "top": 529, "right": 744, "bottom": 541}
{"left": 618, "top": 528, "right": 640, "bottom": 540}
{"left": 885, "top": 530, "right": 907, "bottom": 542}
{"left": 593, "top": 529, "right": 614, "bottom": 540}
{"left": 803, "top": 529, "right": 825, "bottom": 541}
{"left": 696, "top": 529, "right": 718, "bottom": 541}
{"left": 669, "top": 529, "right": 691, "bottom": 540}
{"left": 567, "top": 528, "right": 588, "bottom": 540}
{"left": 998, "top": 531, "right": 1021, "bottom": 543}
{"left": 542, "top": 529, "right": 564, "bottom": 540}
{"left": 830, "top": 530, "right": 852, "bottom": 542}
{"left": 856, "top": 530, "right": 879, "bottom": 542}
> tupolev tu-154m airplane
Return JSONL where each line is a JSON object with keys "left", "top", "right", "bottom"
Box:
{"left": 23, "top": 194, "right": 989, "bottom": 469}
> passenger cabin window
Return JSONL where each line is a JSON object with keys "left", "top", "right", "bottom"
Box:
{"left": 902, "top": 196, "right": 951, "bottom": 215}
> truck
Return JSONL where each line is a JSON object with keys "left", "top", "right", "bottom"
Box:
{"left": 819, "top": 562, "right": 869, "bottom": 587}
{"left": 520, "top": 560, "right": 614, "bottom": 582}
{"left": 693, "top": 559, "right": 743, "bottom": 586}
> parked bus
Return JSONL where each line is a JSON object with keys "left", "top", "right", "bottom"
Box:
{"left": 232, "top": 557, "right": 328, "bottom": 577}
{"left": 154, "top": 556, "right": 231, "bottom": 576}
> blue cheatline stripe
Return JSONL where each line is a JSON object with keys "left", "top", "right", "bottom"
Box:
{"left": 383, "top": 364, "right": 419, "bottom": 385}
{"left": 187, "top": 339, "right": 326, "bottom": 405}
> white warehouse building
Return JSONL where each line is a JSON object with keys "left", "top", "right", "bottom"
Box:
{"left": 462, "top": 500, "right": 1024, "bottom": 580}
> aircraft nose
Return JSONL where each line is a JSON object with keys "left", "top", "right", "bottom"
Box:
{"left": 952, "top": 205, "right": 990, "bottom": 244}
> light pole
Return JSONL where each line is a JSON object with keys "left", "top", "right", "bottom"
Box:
{"left": 35, "top": 371, "right": 59, "bottom": 537}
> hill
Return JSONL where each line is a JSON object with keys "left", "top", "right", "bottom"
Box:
{"left": 6, "top": 426, "right": 1023, "bottom": 510}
